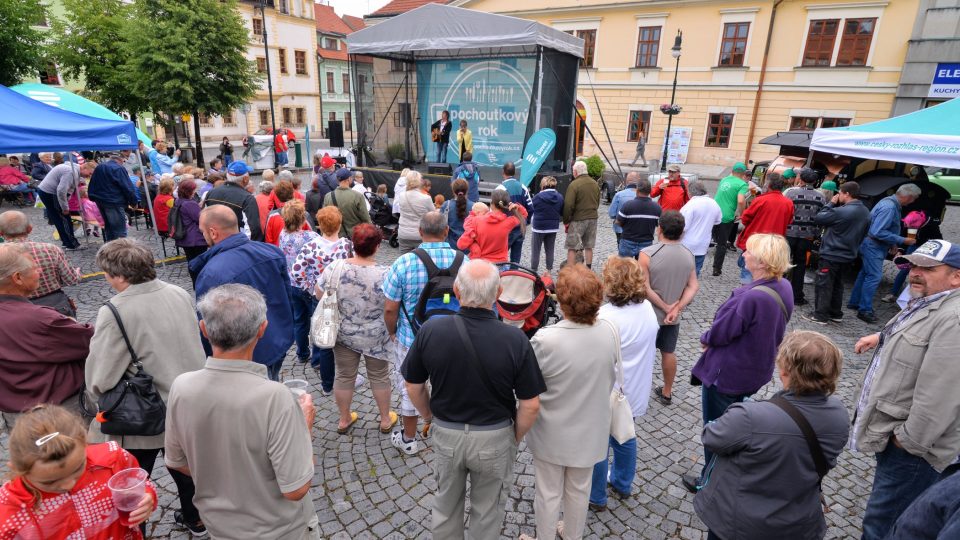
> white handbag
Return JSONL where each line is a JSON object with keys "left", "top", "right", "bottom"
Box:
{"left": 602, "top": 319, "right": 636, "bottom": 444}
{"left": 310, "top": 259, "right": 346, "bottom": 349}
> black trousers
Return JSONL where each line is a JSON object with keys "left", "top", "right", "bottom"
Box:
{"left": 181, "top": 245, "right": 208, "bottom": 288}
{"left": 814, "top": 257, "right": 847, "bottom": 321}
{"left": 712, "top": 221, "right": 737, "bottom": 273}
{"left": 127, "top": 447, "right": 201, "bottom": 524}
{"left": 787, "top": 236, "right": 813, "bottom": 303}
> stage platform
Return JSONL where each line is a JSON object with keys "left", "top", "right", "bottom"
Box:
{"left": 356, "top": 163, "right": 573, "bottom": 201}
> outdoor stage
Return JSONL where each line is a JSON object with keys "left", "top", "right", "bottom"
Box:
{"left": 355, "top": 163, "right": 573, "bottom": 201}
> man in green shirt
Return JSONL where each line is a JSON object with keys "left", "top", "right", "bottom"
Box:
{"left": 711, "top": 162, "right": 750, "bottom": 276}
{"left": 324, "top": 168, "right": 372, "bottom": 237}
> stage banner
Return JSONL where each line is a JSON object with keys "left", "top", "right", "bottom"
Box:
{"left": 417, "top": 57, "right": 536, "bottom": 166}
{"left": 519, "top": 128, "right": 557, "bottom": 187}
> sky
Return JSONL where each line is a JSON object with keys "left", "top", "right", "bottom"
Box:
{"left": 315, "top": 0, "right": 393, "bottom": 18}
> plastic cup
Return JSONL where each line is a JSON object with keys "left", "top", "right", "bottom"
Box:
{"left": 107, "top": 467, "right": 148, "bottom": 519}
{"left": 907, "top": 228, "right": 918, "bottom": 239}
{"left": 283, "top": 379, "right": 309, "bottom": 397}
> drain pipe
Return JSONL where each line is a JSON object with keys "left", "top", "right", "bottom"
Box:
{"left": 744, "top": 0, "right": 784, "bottom": 164}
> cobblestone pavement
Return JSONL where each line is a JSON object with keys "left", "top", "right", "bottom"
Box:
{"left": 2, "top": 193, "right": 957, "bottom": 539}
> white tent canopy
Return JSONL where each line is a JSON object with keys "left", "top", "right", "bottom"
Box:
{"left": 346, "top": 3, "right": 584, "bottom": 60}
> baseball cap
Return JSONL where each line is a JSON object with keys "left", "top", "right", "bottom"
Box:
{"left": 226, "top": 161, "right": 252, "bottom": 176}
{"left": 820, "top": 180, "right": 838, "bottom": 192}
{"left": 667, "top": 164, "right": 681, "bottom": 172}
{"left": 895, "top": 240, "right": 960, "bottom": 269}
{"left": 782, "top": 168, "right": 796, "bottom": 179}
{"left": 732, "top": 162, "right": 747, "bottom": 173}
{"left": 336, "top": 167, "right": 352, "bottom": 181}
{"left": 321, "top": 155, "right": 335, "bottom": 169}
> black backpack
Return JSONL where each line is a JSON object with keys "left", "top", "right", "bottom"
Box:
{"left": 402, "top": 249, "right": 465, "bottom": 334}
{"left": 167, "top": 199, "right": 187, "bottom": 241}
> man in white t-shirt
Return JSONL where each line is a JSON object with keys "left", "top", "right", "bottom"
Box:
{"left": 680, "top": 181, "right": 722, "bottom": 277}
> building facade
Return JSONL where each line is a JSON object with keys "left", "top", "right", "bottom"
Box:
{"left": 452, "top": 0, "right": 918, "bottom": 167}
{"left": 892, "top": 0, "right": 960, "bottom": 116}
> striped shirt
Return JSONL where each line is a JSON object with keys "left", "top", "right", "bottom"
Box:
{"left": 616, "top": 196, "right": 662, "bottom": 243}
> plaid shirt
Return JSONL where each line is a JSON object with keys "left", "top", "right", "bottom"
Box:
{"left": 382, "top": 242, "right": 467, "bottom": 347}
{"left": 850, "top": 289, "right": 956, "bottom": 452}
{"left": 9, "top": 240, "right": 80, "bottom": 298}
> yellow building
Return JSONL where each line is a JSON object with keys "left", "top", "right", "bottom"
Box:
{"left": 451, "top": 0, "right": 918, "bottom": 168}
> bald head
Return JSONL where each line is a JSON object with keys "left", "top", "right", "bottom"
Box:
{"left": 453, "top": 260, "right": 501, "bottom": 308}
{"left": 0, "top": 211, "right": 31, "bottom": 239}
{"left": 199, "top": 205, "right": 240, "bottom": 246}
{"left": 625, "top": 171, "right": 641, "bottom": 187}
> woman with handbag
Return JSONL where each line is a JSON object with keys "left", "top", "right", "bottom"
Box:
{"left": 278, "top": 200, "right": 319, "bottom": 365}
{"left": 395, "top": 171, "right": 435, "bottom": 255}
{"left": 524, "top": 264, "right": 618, "bottom": 540}
{"left": 694, "top": 331, "right": 849, "bottom": 540}
{"left": 84, "top": 239, "right": 207, "bottom": 536}
{"left": 316, "top": 223, "right": 397, "bottom": 435}
{"left": 588, "top": 256, "right": 660, "bottom": 512}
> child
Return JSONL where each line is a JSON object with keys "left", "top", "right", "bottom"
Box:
{"left": 0, "top": 405, "right": 157, "bottom": 540}
{"left": 79, "top": 185, "right": 104, "bottom": 238}
{"left": 375, "top": 184, "right": 390, "bottom": 206}
{"left": 458, "top": 202, "right": 490, "bottom": 255}
{"left": 434, "top": 193, "right": 445, "bottom": 209}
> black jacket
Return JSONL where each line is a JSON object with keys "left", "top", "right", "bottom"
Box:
{"left": 203, "top": 182, "right": 264, "bottom": 241}
{"left": 431, "top": 120, "right": 452, "bottom": 144}
{"left": 814, "top": 200, "right": 870, "bottom": 263}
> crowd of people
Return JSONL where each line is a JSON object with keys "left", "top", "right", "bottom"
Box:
{"left": 0, "top": 149, "right": 958, "bottom": 540}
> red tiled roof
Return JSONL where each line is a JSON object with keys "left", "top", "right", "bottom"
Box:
{"left": 342, "top": 15, "right": 365, "bottom": 31}
{"left": 314, "top": 3, "right": 354, "bottom": 35}
{"left": 369, "top": 0, "right": 449, "bottom": 17}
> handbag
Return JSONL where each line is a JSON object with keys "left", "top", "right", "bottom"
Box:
{"left": 79, "top": 302, "right": 166, "bottom": 436}
{"left": 601, "top": 319, "right": 635, "bottom": 444}
{"left": 310, "top": 259, "right": 346, "bottom": 349}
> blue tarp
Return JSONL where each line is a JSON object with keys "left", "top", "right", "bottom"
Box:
{"left": 0, "top": 84, "right": 138, "bottom": 154}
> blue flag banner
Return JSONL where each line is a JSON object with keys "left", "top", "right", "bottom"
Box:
{"left": 417, "top": 58, "right": 535, "bottom": 166}
{"left": 519, "top": 128, "right": 557, "bottom": 187}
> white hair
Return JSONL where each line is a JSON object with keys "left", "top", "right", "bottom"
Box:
{"left": 572, "top": 160, "right": 588, "bottom": 177}
{"left": 454, "top": 260, "right": 500, "bottom": 308}
{"left": 897, "top": 183, "right": 921, "bottom": 199}
{"left": 172, "top": 163, "right": 185, "bottom": 174}
{"left": 277, "top": 170, "right": 294, "bottom": 182}
{"left": 197, "top": 284, "right": 267, "bottom": 351}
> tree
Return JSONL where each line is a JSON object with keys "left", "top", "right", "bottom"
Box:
{"left": 48, "top": 0, "right": 149, "bottom": 123}
{"left": 125, "top": 0, "right": 261, "bottom": 165}
{"left": 0, "top": 0, "right": 49, "bottom": 87}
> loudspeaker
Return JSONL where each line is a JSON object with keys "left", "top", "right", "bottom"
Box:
{"left": 554, "top": 124, "right": 571, "bottom": 167}
{"left": 428, "top": 162, "right": 452, "bottom": 175}
{"left": 328, "top": 120, "right": 344, "bottom": 148}
{"left": 392, "top": 159, "right": 405, "bottom": 171}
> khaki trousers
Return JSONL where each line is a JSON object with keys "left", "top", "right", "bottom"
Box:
{"left": 432, "top": 424, "right": 517, "bottom": 540}
{"left": 533, "top": 457, "right": 593, "bottom": 540}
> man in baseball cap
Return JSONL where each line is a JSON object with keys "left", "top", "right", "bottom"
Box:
{"left": 204, "top": 160, "right": 263, "bottom": 241}
{"left": 853, "top": 237, "right": 960, "bottom": 539}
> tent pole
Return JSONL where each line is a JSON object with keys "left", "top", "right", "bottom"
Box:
{"left": 404, "top": 71, "right": 411, "bottom": 163}
{"left": 535, "top": 46, "right": 543, "bottom": 131}
{"left": 135, "top": 151, "right": 164, "bottom": 267}
{"left": 347, "top": 55, "right": 355, "bottom": 152}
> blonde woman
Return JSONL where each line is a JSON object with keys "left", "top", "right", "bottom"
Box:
{"left": 684, "top": 233, "right": 794, "bottom": 493}
{"left": 395, "top": 171, "right": 434, "bottom": 254}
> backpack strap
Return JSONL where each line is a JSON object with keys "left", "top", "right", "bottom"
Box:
{"left": 753, "top": 285, "right": 788, "bottom": 321}
{"left": 413, "top": 248, "right": 441, "bottom": 277}
{"left": 769, "top": 394, "right": 829, "bottom": 486}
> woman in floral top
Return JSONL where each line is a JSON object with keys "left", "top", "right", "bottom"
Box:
{"left": 318, "top": 223, "right": 397, "bottom": 435}
{"left": 278, "top": 200, "right": 318, "bottom": 364}
{"left": 291, "top": 206, "right": 353, "bottom": 394}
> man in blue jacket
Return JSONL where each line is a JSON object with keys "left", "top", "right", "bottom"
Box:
{"left": 494, "top": 162, "right": 533, "bottom": 264}
{"left": 88, "top": 151, "right": 140, "bottom": 242}
{"left": 190, "top": 205, "right": 294, "bottom": 381}
{"left": 848, "top": 183, "right": 920, "bottom": 323}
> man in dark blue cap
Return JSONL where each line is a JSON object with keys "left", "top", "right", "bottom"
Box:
{"left": 204, "top": 161, "right": 264, "bottom": 242}
{"left": 323, "top": 167, "right": 371, "bottom": 238}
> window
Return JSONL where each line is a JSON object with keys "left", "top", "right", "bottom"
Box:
{"left": 277, "top": 0, "right": 289, "bottom": 15}
{"left": 345, "top": 112, "right": 352, "bottom": 132}
{"left": 38, "top": 63, "right": 60, "bottom": 85}
{"left": 198, "top": 112, "right": 213, "bottom": 127}
{"left": 577, "top": 29, "right": 596, "bottom": 68}
{"left": 222, "top": 110, "right": 236, "bottom": 127}
{"left": 627, "top": 111, "right": 651, "bottom": 142}
{"left": 790, "top": 117, "right": 818, "bottom": 131}
{"left": 395, "top": 103, "right": 411, "bottom": 127}
{"left": 836, "top": 18, "right": 876, "bottom": 66}
{"left": 326, "top": 72, "right": 335, "bottom": 93}
{"left": 802, "top": 19, "right": 839, "bottom": 66}
{"left": 295, "top": 107, "right": 306, "bottom": 126}
{"left": 635, "top": 26, "right": 661, "bottom": 68}
{"left": 295, "top": 50, "right": 306, "bottom": 75}
{"left": 342, "top": 73, "right": 350, "bottom": 94}
{"left": 252, "top": 18, "right": 263, "bottom": 37}
{"left": 390, "top": 59, "right": 413, "bottom": 72}
{"left": 282, "top": 107, "right": 292, "bottom": 125}
{"left": 820, "top": 117, "right": 850, "bottom": 129}
{"left": 718, "top": 22, "right": 750, "bottom": 66}
{"left": 329, "top": 112, "right": 336, "bottom": 123}
{"left": 358, "top": 74, "right": 367, "bottom": 95}
{"left": 258, "top": 109, "right": 270, "bottom": 126}
{"left": 323, "top": 37, "right": 339, "bottom": 50}
{"left": 278, "top": 49, "right": 287, "bottom": 74}
{"left": 706, "top": 113, "right": 734, "bottom": 147}
{"left": 256, "top": 57, "right": 267, "bottom": 73}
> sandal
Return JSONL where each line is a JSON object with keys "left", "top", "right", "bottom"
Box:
{"left": 337, "top": 411, "right": 359, "bottom": 434}
{"left": 654, "top": 386, "right": 672, "bottom": 406}
{"left": 379, "top": 411, "right": 399, "bottom": 434}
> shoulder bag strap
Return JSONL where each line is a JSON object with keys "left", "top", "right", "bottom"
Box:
{"left": 769, "top": 395, "right": 829, "bottom": 484}
{"left": 331, "top": 189, "right": 338, "bottom": 208}
{"left": 754, "top": 285, "right": 788, "bottom": 321}
{"left": 600, "top": 319, "right": 624, "bottom": 390}
{"left": 453, "top": 315, "right": 515, "bottom": 420}
{"left": 104, "top": 301, "right": 140, "bottom": 367}
{"left": 326, "top": 259, "right": 346, "bottom": 295}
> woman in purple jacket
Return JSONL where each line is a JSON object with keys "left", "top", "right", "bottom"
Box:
{"left": 683, "top": 233, "right": 794, "bottom": 493}
{"left": 172, "top": 179, "right": 208, "bottom": 286}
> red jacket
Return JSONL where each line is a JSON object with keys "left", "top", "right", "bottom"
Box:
{"left": 736, "top": 190, "right": 795, "bottom": 250}
{"left": 457, "top": 206, "right": 528, "bottom": 262}
{"left": 0, "top": 165, "right": 29, "bottom": 186}
{"left": 0, "top": 442, "right": 157, "bottom": 540}
{"left": 651, "top": 178, "right": 690, "bottom": 211}
{"left": 153, "top": 194, "right": 174, "bottom": 233}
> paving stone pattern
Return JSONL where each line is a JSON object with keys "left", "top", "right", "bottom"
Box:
{"left": 2, "top": 192, "right": 956, "bottom": 539}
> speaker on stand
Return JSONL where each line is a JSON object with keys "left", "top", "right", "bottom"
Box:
{"left": 328, "top": 120, "right": 344, "bottom": 149}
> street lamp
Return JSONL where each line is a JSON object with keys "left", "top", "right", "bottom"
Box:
{"left": 256, "top": 0, "right": 278, "bottom": 143}
{"left": 660, "top": 30, "right": 682, "bottom": 173}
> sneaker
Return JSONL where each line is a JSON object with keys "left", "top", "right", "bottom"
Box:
{"left": 711, "top": 270, "right": 722, "bottom": 277}
{"left": 829, "top": 315, "right": 844, "bottom": 323}
{"left": 174, "top": 511, "right": 208, "bottom": 537}
{"left": 391, "top": 430, "right": 420, "bottom": 455}
{"left": 588, "top": 502, "right": 607, "bottom": 512}
{"left": 296, "top": 355, "right": 309, "bottom": 364}
{"left": 801, "top": 312, "right": 829, "bottom": 326}
{"left": 881, "top": 293, "right": 896, "bottom": 303}
{"left": 355, "top": 374, "right": 366, "bottom": 388}
{"left": 857, "top": 311, "right": 879, "bottom": 324}
{"left": 681, "top": 473, "right": 700, "bottom": 494}
{"left": 795, "top": 298, "right": 808, "bottom": 306}
{"left": 803, "top": 274, "right": 814, "bottom": 284}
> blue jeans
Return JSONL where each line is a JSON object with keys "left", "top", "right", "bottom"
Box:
{"left": 288, "top": 285, "right": 318, "bottom": 360}
{"left": 861, "top": 441, "right": 941, "bottom": 540}
{"left": 850, "top": 240, "right": 887, "bottom": 315}
{"left": 890, "top": 244, "right": 918, "bottom": 296}
{"left": 618, "top": 239, "right": 651, "bottom": 259}
{"left": 589, "top": 435, "right": 637, "bottom": 506}
{"left": 436, "top": 141, "right": 448, "bottom": 162}
{"left": 310, "top": 347, "right": 335, "bottom": 393}
{"left": 38, "top": 190, "right": 80, "bottom": 249}
{"left": 694, "top": 255, "right": 705, "bottom": 278}
{"left": 223, "top": 154, "right": 233, "bottom": 168}
{"left": 737, "top": 252, "right": 751, "bottom": 284}
{"left": 275, "top": 151, "right": 289, "bottom": 166}
{"left": 96, "top": 203, "right": 128, "bottom": 242}
{"left": 700, "top": 385, "right": 751, "bottom": 480}
{"left": 508, "top": 229, "right": 524, "bottom": 264}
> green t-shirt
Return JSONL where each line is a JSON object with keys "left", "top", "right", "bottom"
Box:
{"left": 714, "top": 175, "right": 749, "bottom": 223}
